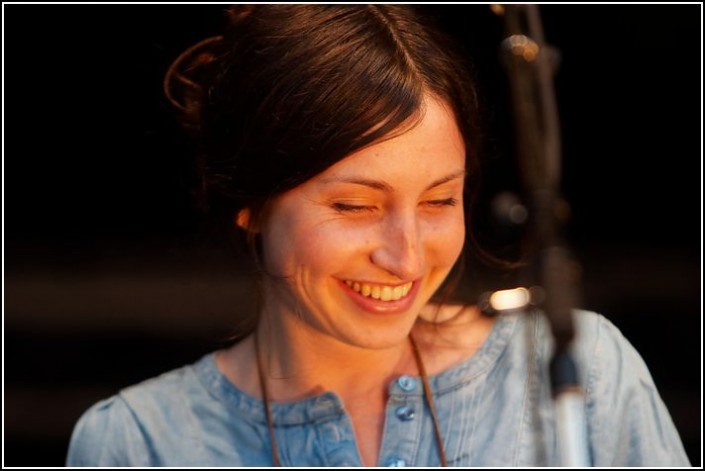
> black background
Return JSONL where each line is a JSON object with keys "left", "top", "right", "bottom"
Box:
{"left": 4, "top": 4, "right": 701, "bottom": 466}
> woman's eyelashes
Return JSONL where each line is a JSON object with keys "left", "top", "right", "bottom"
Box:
{"left": 331, "top": 202, "right": 375, "bottom": 213}
{"left": 330, "top": 197, "right": 459, "bottom": 214}
{"left": 425, "top": 197, "right": 459, "bottom": 207}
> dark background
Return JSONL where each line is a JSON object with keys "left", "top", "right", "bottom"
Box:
{"left": 4, "top": 4, "right": 701, "bottom": 467}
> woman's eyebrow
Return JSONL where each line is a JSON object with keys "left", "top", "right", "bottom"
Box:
{"left": 321, "top": 177, "right": 393, "bottom": 192}
{"left": 320, "top": 169, "right": 466, "bottom": 193}
{"left": 424, "top": 169, "right": 467, "bottom": 190}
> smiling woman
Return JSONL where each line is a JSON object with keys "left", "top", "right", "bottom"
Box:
{"left": 64, "top": 5, "right": 690, "bottom": 467}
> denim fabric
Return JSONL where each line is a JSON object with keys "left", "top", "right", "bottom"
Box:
{"left": 66, "top": 310, "right": 690, "bottom": 467}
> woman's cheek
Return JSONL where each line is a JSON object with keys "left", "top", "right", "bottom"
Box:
{"left": 289, "top": 218, "right": 368, "bottom": 274}
{"left": 425, "top": 212, "right": 466, "bottom": 266}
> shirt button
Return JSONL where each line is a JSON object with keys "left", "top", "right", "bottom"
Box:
{"left": 395, "top": 405, "right": 416, "bottom": 421}
{"left": 397, "top": 375, "right": 417, "bottom": 392}
{"left": 387, "top": 458, "right": 407, "bottom": 467}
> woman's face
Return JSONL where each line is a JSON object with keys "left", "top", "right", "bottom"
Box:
{"left": 258, "top": 97, "right": 467, "bottom": 349}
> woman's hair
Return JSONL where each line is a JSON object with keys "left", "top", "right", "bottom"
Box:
{"left": 165, "top": 5, "right": 489, "bottom": 334}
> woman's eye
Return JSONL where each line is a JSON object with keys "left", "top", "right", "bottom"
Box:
{"left": 331, "top": 198, "right": 458, "bottom": 213}
{"left": 424, "top": 197, "right": 459, "bottom": 207}
{"left": 331, "top": 203, "right": 376, "bottom": 213}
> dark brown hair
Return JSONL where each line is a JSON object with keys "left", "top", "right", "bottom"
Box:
{"left": 165, "top": 5, "right": 487, "bottom": 334}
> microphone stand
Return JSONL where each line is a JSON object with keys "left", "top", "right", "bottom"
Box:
{"left": 490, "top": 4, "right": 590, "bottom": 466}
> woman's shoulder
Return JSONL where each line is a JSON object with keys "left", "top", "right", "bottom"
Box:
{"left": 565, "top": 310, "right": 646, "bottom": 380}
{"left": 67, "top": 392, "right": 150, "bottom": 466}
{"left": 66, "top": 354, "right": 215, "bottom": 466}
{"left": 508, "top": 308, "right": 652, "bottom": 380}
{"left": 411, "top": 306, "right": 647, "bottom": 385}
{"left": 119, "top": 355, "right": 211, "bottom": 406}
{"left": 566, "top": 309, "right": 663, "bottom": 399}
{"left": 566, "top": 310, "right": 691, "bottom": 466}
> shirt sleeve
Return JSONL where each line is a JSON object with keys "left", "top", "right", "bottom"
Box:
{"left": 579, "top": 313, "right": 691, "bottom": 466}
{"left": 66, "top": 395, "right": 151, "bottom": 467}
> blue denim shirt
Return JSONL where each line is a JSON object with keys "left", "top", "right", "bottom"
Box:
{"left": 66, "top": 310, "right": 690, "bottom": 467}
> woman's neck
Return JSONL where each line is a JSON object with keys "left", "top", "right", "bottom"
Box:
{"left": 252, "top": 312, "right": 418, "bottom": 404}
{"left": 216, "top": 302, "right": 493, "bottom": 404}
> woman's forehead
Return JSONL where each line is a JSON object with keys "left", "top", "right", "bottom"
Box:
{"left": 284, "top": 115, "right": 464, "bottom": 201}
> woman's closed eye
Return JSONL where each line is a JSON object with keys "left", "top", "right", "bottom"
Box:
{"left": 424, "top": 197, "right": 459, "bottom": 208}
{"left": 331, "top": 197, "right": 459, "bottom": 214}
{"left": 331, "top": 202, "right": 376, "bottom": 213}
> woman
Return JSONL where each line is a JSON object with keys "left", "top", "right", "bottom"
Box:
{"left": 66, "top": 5, "right": 689, "bottom": 467}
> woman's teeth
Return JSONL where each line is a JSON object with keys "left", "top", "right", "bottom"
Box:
{"left": 344, "top": 280, "right": 413, "bottom": 301}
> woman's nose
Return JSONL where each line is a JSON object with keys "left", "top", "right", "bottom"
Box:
{"left": 370, "top": 212, "right": 423, "bottom": 281}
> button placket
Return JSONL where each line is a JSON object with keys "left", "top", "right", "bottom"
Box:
{"left": 379, "top": 376, "right": 424, "bottom": 468}
{"left": 311, "top": 395, "right": 363, "bottom": 467}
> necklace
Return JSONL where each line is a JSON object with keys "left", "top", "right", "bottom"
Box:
{"left": 254, "top": 331, "right": 448, "bottom": 467}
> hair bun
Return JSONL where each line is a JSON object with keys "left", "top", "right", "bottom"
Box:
{"left": 163, "top": 35, "right": 223, "bottom": 130}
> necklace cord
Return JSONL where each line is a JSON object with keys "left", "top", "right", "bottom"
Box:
{"left": 410, "top": 334, "right": 449, "bottom": 467}
{"left": 254, "top": 331, "right": 282, "bottom": 467}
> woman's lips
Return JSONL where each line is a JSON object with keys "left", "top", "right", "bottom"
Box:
{"left": 339, "top": 279, "right": 420, "bottom": 314}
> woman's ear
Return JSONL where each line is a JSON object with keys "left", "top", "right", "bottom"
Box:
{"left": 235, "top": 208, "right": 259, "bottom": 233}
{"left": 236, "top": 208, "right": 252, "bottom": 230}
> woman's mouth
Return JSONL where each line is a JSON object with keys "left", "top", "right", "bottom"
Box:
{"left": 343, "top": 280, "right": 414, "bottom": 302}
{"left": 340, "top": 279, "right": 419, "bottom": 314}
